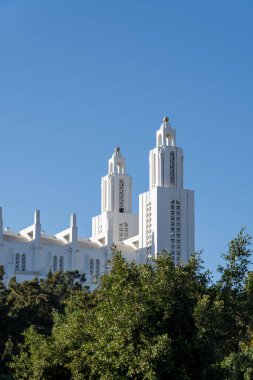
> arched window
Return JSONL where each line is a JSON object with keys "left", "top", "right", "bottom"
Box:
{"left": 166, "top": 133, "right": 174, "bottom": 146}
{"left": 59, "top": 256, "right": 64, "bottom": 272}
{"left": 117, "top": 162, "right": 122, "bottom": 174}
{"left": 53, "top": 255, "right": 58, "bottom": 272}
{"left": 170, "top": 151, "right": 175, "bottom": 184}
{"left": 15, "top": 253, "right": 20, "bottom": 271}
{"left": 90, "top": 258, "right": 94, "bottom": 277}
{"left": 21, "top": 254, "right": 26, "bottom": 271}
{"left": 95, "top": 259, "right": 100, "bottom": 277}
{"left": 119, "top": 179, "right": 124, "bottom": 212}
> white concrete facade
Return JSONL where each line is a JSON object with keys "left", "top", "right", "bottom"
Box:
{"left": 0, "top": 117, "right": 194, "bottom": 285}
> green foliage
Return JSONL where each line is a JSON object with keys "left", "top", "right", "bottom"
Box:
{"left": 8, "top": 250, "right": 215, "bottom": 379}
{"left": 0, "top": 270, "right": 86, "bottom": 378}
{"left": 221, "top": 345, "right": 253, "bottom": 380}
{"left": 1, "top": 230, "right": 253, "bottom": 379}
{"left": 218, "top": 229, "right": 251, "bottom": 293}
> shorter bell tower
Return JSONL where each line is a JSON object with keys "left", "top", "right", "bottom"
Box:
{"left": 91, "top": 148, "right": 138, "bottom": 246}
{"left": 101, "top": 147, "right": 132, "bottom": 214}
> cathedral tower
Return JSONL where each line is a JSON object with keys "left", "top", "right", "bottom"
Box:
{"left": 92, "top": 148, "right": 138, "bottom": 245}
{"left": 139, "top": 117, "right": 194, "bottom": 264}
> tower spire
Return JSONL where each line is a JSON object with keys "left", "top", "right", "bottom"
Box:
{"left": 149, "top": 116, "right": 182, "bottom": 189}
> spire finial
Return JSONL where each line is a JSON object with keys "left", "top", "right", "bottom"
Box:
{"left": 34, "top": 210, "right": 40, "bottom": 224}
{"left": 163, "top": 116, "right": 169, "bottom": 123}
{"left": 70, "top": 213, "right": 77, "bottom": 228}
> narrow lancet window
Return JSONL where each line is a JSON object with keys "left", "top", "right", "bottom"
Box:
{"left": 146, "top": 202, "right": 152, "bottom": 255}
{"left": 170, "top": 151, "right": 175, "bottom": 184}
{"left": 119, "top": 179, "right": 124, "bottom": 212}
{"left": 119, "top": 222, "right": 128, "bottom": 241}
{"left": 95, "top": 259, "right": 100, "bottom": 277}
{"left": 15, "top": 253, "right": 20, "bottom": 271}
{"left": 90, "top": 258, "right": 94, "bottom": 278}
{"left": 59, "top": 256, "right": 64, "bottom": 271}
{"left": 119, "top": 223, "right": 123, "bottom": 241}
{"left": 21, "top": 254, "right": 26, "bottom": 271}
{"left": 53, "top": 255, "right": 58, "bottom": 272}
{"left": 124, "top": 222, "right": 128, "bottom": 240}
{"left": 170, "top": 200, "right": 181, "bottom": 265}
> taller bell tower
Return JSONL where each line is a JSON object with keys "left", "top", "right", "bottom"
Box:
{"left": 91, "top": 147, "right": 138, "bottom": 246}
{"left": 139, "top": 117, "right": 194, "bottom": 264}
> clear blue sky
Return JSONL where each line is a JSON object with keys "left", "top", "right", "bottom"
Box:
{"left": 0, "top": 0, "right": 253, "bottom": 276}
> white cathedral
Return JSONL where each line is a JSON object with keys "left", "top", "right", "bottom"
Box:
{"left": 0, "top": 117, "right": 194, "bottom": 286}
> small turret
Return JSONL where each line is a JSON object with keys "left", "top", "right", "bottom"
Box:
{"left": 156, "top": 116, "right": 176, "bottom": 147}
{"left": 70, "top": 213, "right": 78, "bottom": 243}
{"left": 34, "top": 210, "right": 41, "bottom": 241}
{"left": 108, "top": 147, "right": 126, "bottom": 174}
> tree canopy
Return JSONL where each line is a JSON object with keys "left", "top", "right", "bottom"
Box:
{"left": 0, "top": 230, "right": 253, "bottom": 379}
